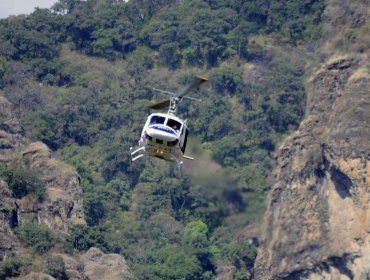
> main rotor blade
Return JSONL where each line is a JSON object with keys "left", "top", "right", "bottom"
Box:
{"left": 177, "top": 76, "right": 208, "bottom": 97}
{"left": 149, "top": 99, "right": 170, "bottom": 110}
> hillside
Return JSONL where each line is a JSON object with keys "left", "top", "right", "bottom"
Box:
{"left": 255, "top": 0, "right": 370, "bottom": 278}
{"left": 0, "top": 0, "right": 368, "bottom": 279}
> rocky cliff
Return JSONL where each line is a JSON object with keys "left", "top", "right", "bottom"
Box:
{"left": 0, "top": 93, "right": 133, "bottom": 279}
{"left": 0, "top": 91, "right": 85, "bottom": 253}
{"left": 254, "top": 1, "right": 370, "bottom": 279}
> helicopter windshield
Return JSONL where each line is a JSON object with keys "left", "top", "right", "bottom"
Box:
{"left": 167, "top": 118, "right": 181, "bottom": 133}
{"left": 150, "top": 115, "right": 165, "bottom": 125}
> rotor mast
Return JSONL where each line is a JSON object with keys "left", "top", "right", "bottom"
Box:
{"left": 168, "top": 96, "right": 180, "bottom": 115}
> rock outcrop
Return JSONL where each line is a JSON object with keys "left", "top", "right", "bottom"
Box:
{"left": 80, "top": 247, "right": 133, "bottom": 280}
{"left": 21, "top": 142, "right": 85, "bottom": 232}
{"left": 0, "top": 92, "right": 85, "bottom": 238}
{"left": 254, "top": 1, "right": 370, "bottom": 278}
{"left": 38, "top": 248, "right": 134, "bottom": 280}
{"left": 0, "top": 93, "right": 28, "bottom": 261}
{"left": 254, "top": 48, "right": 370, "bottom": 280}
{"left": 21, "top": 272, "right": 56, "bottom": 280}
{"left": 0, "top": 93, "right": 133, "bottom": 278}
{"left": 0, "top": 179, "right": 28, "bottom": 261}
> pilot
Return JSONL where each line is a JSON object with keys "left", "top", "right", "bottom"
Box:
{"left": 173, "top": 124, "right": 179, "bottom": 133}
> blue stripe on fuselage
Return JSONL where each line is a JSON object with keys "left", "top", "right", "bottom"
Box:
{"left": 151, "top": 125, "right": 176, "bottom": 135}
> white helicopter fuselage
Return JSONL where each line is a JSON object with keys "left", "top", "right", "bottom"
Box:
{"left": 130, "top": 76, "right": 207, "bottom": 169}
{"left": 136, "top": 112, "right": 189, "bottom": 164}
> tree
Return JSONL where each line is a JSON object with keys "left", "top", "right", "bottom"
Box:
{"left": 133, "top": 182, "right": 172, "bottom": 220}
{"left": 224, "top": 240, "right": 257, "bottom": 269}
{"left": 84, "top": 182, "right": 124, "bottom": 226}
{"left": 152, "top": 244, "right": 202, "bottom": 280}
{"left": 68, "top": 224, "right": 106, "bottom": 251}
{"left": 91, "top": 29, "right": 119, "bottom": 60}
{"left": 211, "top": 66, "right": 244, "bottom": 94}
{"left": 159, "top": 42, "right": 182, "bottom": 69}
{"left": 65, "top": 0, "right": 95, "bottom": 51}
{"left": 183, "top": 220, "right": 209, "bottom": 250}
{"left": 126, "top": 46, "right": 154, "bottom": 85}
{"left": 184, "top": 6, "right": 232, "bottom": 66}
{"left": 0, "top": 9, "right": 61, "bottom": 61}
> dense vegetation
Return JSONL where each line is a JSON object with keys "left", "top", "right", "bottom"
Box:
{"left": 0, "top": 0, "right": 326, "bottom": 278}
{"left": 16, "top": 222, "right": 56, "bottom": 254}
{"left": 0, "top": 164, "right": 44, "bottom": 201}
{"left": 0, "top": 257, "right": 31, "bottom": 279}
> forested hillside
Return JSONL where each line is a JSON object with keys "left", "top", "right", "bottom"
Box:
{"left": 0, "top": 0, "right": 326, "bottom": 278}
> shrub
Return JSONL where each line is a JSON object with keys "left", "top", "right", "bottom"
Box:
{"left": 68, "top": 224, "right": 106, "bottom": 251}
{"left": 211, "top": 67, "right": 244, "bottom": 94}
{"left": 0, "top": 164, "right": 44, "bottom": 201}
{"left": 16, "top": 222, "right": 55, "bottom": 254}
{"left": 224, "top": 241, "right": 257, "bottom": 269}
{"left": 0, "top": 257, "right": 30, "bottom": 279}
{"left": 183, "top": 220, "right": 209, "bottom": 249}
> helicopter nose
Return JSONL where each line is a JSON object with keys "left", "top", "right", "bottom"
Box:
{"left": 147, "top": 127, "right": 177, "bottom": 142}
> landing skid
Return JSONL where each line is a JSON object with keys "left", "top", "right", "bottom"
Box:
{"left": 130, "top": 146, "right": 146, "bottom": 161}
{"left": 130, "top": 146, "right": 184, "bottom": 171}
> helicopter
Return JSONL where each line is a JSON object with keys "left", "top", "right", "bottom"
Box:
{"left": 130, "top": 76, "right": 208, "bottom": 170}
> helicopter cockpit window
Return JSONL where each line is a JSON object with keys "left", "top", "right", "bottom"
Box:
{"left": 167, "top": 119, "right": 182, "bottom": 133}
{"left": 150, "top": 116, "right": 165, "bottom": 125}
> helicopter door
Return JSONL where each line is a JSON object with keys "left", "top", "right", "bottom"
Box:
{"left": 181, "top": 128, "right": 189, "bottom": 153}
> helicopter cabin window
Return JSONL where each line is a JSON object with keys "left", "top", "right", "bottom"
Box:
{"left": 150, "top": 115, "right": 165, "bottom": 125}
{"left": 167, "top": 118, "right": 181, "bottom": 133}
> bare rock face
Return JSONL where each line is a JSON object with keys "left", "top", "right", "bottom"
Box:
{"left": 0, "top": 91, "right": 85, "bottom": 234}
{"left": 51, "top": 249, "right": 134, "bottom": 280}
{"left": 21, "top": 272, "right": 56, "bottom": 280}
{"left": 0, "top": 179, "right": 28, "bottom": 261}
{"left": 215, "top": 265, "right": 239, "bottom": 280}
{"left": 254, "top": 53, "right": 370, "bottom": 279}
{"left": 21, "top": 142, "right": 85, "bottom": 232}
{"left": 0, "top": 94, "right": 84, "bottom": 262}
{"left": 80, "top": 247, "right": 133, "bottom": 280}
{"left": 0, "top": 94, "right": 28, "bottom": 261}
